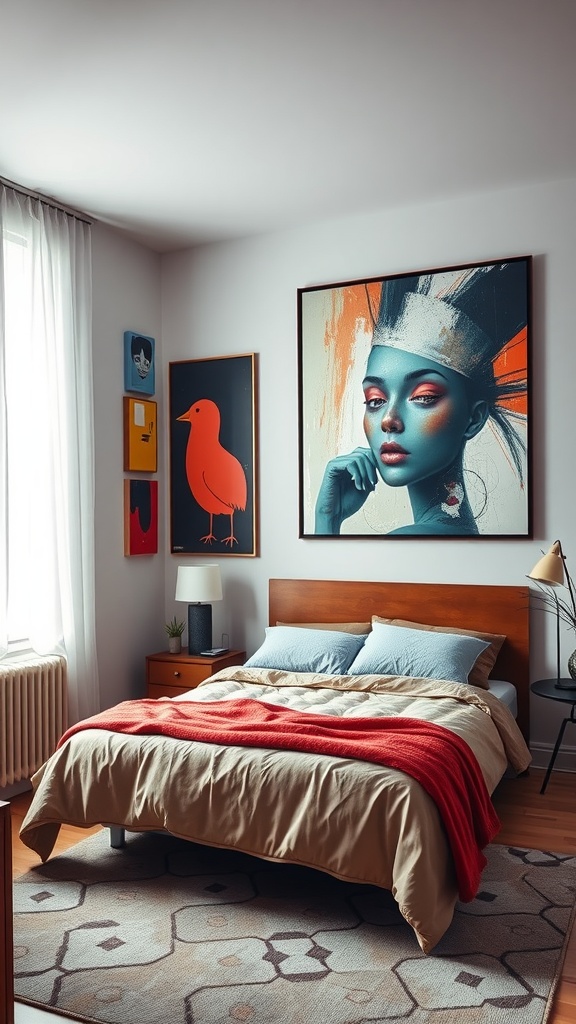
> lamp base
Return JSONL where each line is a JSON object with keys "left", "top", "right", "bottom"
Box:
{"left": 554, "top": 678, "right": 576, "bottom": 690}
{"left": 187, "top": 604, "right": 212, "bottom": 655}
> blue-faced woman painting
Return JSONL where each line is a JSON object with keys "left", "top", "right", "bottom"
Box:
{"left": 299, "top": 256, "right": 531, "bottom": 538}
{"left": 169, "top": 354, "right": 257, "bottom": 556}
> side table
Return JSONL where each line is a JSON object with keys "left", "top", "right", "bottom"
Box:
{"left": 146, "top": 649, "right": 246, "bottom": 699}
{"left": 530, "top": 678, "right": 576, "bottom": 794}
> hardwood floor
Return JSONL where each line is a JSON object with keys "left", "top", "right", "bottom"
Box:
{"left": 8, "top": 768, "right": 576, "bottom": 1024}
{"left": 492, "top": 769, "right": 576, "bottom": 1024}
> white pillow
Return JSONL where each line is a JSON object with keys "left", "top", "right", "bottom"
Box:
{"left": 347, "top": 621, "right": 489, "bottom": 685}
{"left": 245, "top": 625, "right": 368, "bottom": 674}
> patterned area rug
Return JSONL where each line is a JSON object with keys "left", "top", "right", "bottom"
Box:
{"left": 13, "top": 830, "right": 576, "bottom": 1024}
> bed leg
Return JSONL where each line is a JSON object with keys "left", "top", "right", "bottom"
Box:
{"left": 109, "top": 826, "right": 125, "bottom": 849}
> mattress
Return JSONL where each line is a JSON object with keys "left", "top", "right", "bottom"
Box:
{"left": 486, "top": 678, "right": 517, "bottom": 717}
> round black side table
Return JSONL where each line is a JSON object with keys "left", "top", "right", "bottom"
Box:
{"left": 531, "top": 678, "right": 576, "bottom": 794}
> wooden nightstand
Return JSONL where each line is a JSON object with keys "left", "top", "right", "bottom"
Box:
{"left": 146, "top": 649, "right": 246, "bottom": 699}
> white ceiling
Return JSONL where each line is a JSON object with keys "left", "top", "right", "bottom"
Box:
{"left": 2, "top": 0, "right": 575, "bottom": 253}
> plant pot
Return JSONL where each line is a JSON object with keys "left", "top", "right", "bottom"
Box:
{"left": 568, "top": 650, "right": 576, "bottom": 680}
{"left": 168, "top": 636, "right": 182, "bottom": 655}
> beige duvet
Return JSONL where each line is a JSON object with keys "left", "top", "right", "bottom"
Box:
{"left": 19, "top": 667, "right": 531, "bottom": 953}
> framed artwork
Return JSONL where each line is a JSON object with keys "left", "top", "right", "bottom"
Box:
{"left": 124, "top": 330, "right": 155, "bottom": 395}
{"left": 298, "top": 255, "right": 531, "bottom": 539}
{"left": 169, "top": 353, "right": 257, "bottom": 556}
{"left": 124, "top": 479, "right": 158, "bottom": 555}
{"left": 123, "top": 397, "right": 157, "bottom": 472}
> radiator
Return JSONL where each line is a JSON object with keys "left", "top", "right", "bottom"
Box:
{"left": 0, "top": 655, "right": 68, "bottom": 787}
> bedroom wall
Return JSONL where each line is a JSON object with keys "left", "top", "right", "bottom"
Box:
{"left": 91, "top": 221, "right": 165, "bottom": 712}
{"left": 160, "top": 176, "right": 576, "bottom": 769}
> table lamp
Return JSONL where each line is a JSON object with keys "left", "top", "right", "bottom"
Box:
{"left": 528, "top": 540, "right": 576, "bottom": 689}
{"left": 175, "top": 564, "right": 223, "bottom": 655}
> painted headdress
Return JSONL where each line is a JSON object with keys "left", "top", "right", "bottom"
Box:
{"left": 371, "top": 262, "right": 528, "bottom": 381}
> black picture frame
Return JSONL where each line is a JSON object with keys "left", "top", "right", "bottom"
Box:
{"left": 298, "top": 255, "right": 531, "bottom": 539}
{"left": 169, "top": 353, "right": 258, "bottom": 556}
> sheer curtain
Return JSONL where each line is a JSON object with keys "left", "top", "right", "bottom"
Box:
{"left": 0, "top": 183, "right": 99, "bottom": 723}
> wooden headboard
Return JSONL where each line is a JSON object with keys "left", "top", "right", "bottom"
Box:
{"left": 269, "top": 579, "right": 530, "bottom": 743}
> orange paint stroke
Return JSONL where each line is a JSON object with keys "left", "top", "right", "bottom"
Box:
{"left": 319, "top": 282, "right": 382, "bottom": 440}
{"left": 493, "top": 327, "right": 527, "bottom": 415}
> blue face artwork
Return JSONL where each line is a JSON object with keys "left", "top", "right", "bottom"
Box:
{"left": 362, "top": 345, "right": 486, "bottom": 489}
{"left": 308, "top": 259, "right": 529, "bottom": 538}
{"left": 313, "top": 344, "right": 491, "bottom": 537}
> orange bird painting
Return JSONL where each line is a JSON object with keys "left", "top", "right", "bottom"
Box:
{"left": 177, "top": 398, "right": 247, "bottom": 546}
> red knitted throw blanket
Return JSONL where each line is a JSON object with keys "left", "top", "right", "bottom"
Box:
{"left": 58, "top": 697, "right": 500, "bottom": 901}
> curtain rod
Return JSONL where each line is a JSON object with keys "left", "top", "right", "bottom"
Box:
{"left": 0, "top": 175, "right": 93, "bottom": 226}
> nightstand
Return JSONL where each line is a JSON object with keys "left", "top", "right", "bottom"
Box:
{"left": 531, "top": 678, "right": 576, "bottom": 794}
{"left": 146, "top": 649, "right": 246, "bottom": 699}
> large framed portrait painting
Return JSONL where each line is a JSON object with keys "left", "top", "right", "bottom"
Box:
{"left": 169, "top": 354, "right": 257, "bottom": 556}
{"left": 299, "top": 256, "right": 531, "bottom": 538}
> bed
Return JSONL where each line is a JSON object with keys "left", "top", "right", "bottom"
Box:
{"left": 19, "top": 579, "right": 531, "bottom": 953}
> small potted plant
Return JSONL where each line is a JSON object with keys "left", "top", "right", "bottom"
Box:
{"left": 165, "top": 616, "right": 185, "bottom": 654}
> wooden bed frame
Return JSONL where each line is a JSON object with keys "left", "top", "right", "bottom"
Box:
{"left": 269, "top": 579, "right": 530, "bottom": 744}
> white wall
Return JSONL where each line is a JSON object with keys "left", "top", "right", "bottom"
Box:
{"left": 160, "top": 176, "right": 576, "bottom": 766}
{"left": 91, "top": 221, "right": 164, "bottom": 710}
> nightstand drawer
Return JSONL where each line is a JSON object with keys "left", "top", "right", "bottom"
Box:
{"left": 147, "top": 660, "right": 210, "bottom": 691}
{"left": 145, "top": 650, "right": 246, "bottom": 699}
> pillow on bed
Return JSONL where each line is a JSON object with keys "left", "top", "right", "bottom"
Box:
{"left": 245, "top": 625, "right": 368, "bottom": 674}
{"left": 276, "top": 620, "right": 371, "bottom": 635}
{"left": 347, "top": 621, "right": 490, "bottom": 685}
{"left": 372, "top": 616, "right": 505, "bottom": 689}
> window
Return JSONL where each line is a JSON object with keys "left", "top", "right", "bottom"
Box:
{"left": 1, "top": 182, "right": 99, "bottom": 721}
{"left": 4, "top": 229, "right": 33, "bottom": 642}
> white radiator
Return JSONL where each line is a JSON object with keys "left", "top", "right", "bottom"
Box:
{"left": 0, "top": 655, "right": 67, "bottom": 787}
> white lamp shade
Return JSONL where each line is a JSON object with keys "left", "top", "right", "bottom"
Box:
{"left": 527, "top": 541, "right": 565, "bottom": 587}
{"left": 175, "top": 564, "right": 222, "bottom": 603}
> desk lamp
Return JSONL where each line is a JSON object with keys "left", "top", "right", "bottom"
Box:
{"left": 528, "top": 540, "right": 576, "bottom": 689}
{"left": 175, "top": 564, "right": 222, "bottom": 655}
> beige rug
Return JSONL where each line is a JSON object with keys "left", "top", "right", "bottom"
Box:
{"left": 13, "top": 830, "right": 576, "bottom": 1024}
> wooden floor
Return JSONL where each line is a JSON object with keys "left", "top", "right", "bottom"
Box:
{"left": 8, "top": 768, "right": 576, "bottom": 1024}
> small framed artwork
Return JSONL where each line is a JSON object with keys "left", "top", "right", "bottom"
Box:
{"left": 299, "top": 255, "right": 531, "bottom": 539}
{"left": 124, "top": 330, "right": 155, "bottom": 395}
{"left": 169, "top": 353, "right": 258, "bottom": 556}
{"left": 124, "top": 479, "right": 158, "bottom": 555}
{"left": 123, "top": 396, "right": 157, "bottom": 472}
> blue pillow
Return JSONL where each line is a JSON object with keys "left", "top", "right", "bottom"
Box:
{"left": 347, "top": 621, "right": 490, "bottom": 685}
{"left": 245, "top": 626, "right": 368, "bottom": 674}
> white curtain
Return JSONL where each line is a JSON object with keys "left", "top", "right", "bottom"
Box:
{"left": 0, "top": 184, "right": 99, "bottom": 723}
